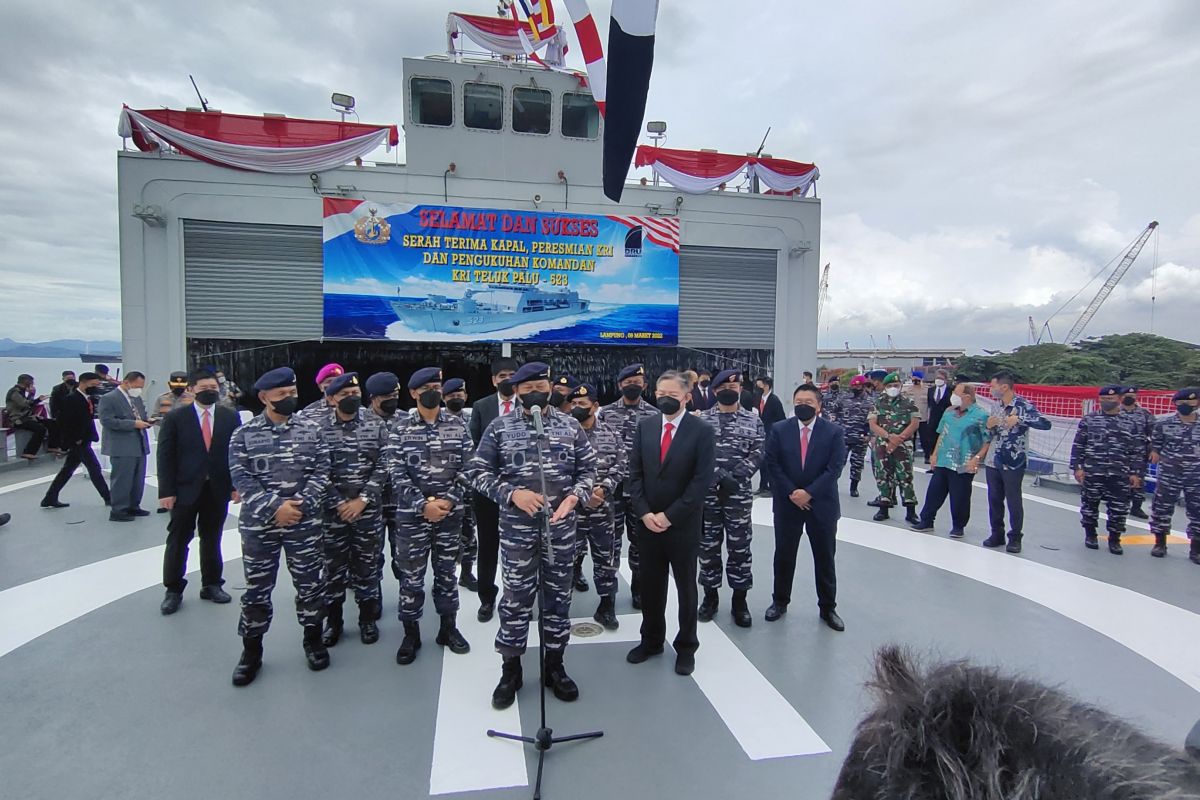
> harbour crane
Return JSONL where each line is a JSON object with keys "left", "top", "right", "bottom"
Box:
{"left": 1062, "top": 221, "right": 1159, "bottom": 343}
{"left": 816, "top": 263, "right": 831, "bottom": 325}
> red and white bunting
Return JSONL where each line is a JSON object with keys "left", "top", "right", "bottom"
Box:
{"left": 446, "top": 12, "right": 566, "bottom": 66}
{"left": 634, "top": 145, "right": 819, "bottom": 196}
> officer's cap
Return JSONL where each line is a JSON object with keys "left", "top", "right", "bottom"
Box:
{"left": 1173, "top": 387, "right": 1199, "bottom": 402}
{"left": 315, "top": 363, "right": 345, "bottom": 385}
{"left": 254, "top": 366, "right": 296, "bottom": 392}
{"left": 325, "top": 372, "right": 360, "bottom": 396}
{"left": 1098, "top": 385, "right": 1123, "bottom": 397}
{"left": 867, "top": 369, "right": 888, "bottom": 380}
{"left": 883, "top": 372, "right": 901, "bottom": 385}
{"left": 511, "top": 362, "right": 551, "bottom": 386}
{"left": 617, "top": 364, "right": 646, "bottom": 382}
{"left": 364, "top": 372, "right": 399, "bottom": 397}
{"left": 712, "top": 369, "right": 741, "bottom": 388}
{"left": 554, "top": 374, "right": 578, "bottom": 390}
{"left": 443, "top": 377, "right": 466, "bottom": 394}
{"left": 168, "top": 371, "right": 188, "bottom": 385}
{"left": 407, "top": 367, "right": 443, "bottom": 391}
{"left": 568, "top": 383, "right": 598, "bottom": 402}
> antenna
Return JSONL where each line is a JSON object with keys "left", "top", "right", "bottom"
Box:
{"left": 189, "top": 74, "right": 209, "bottom": 112}
{"left": 753, "top": 126, "right": 772, "bottom": 158}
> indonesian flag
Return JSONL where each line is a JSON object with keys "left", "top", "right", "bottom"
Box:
{"left": 603, "top": 0, "right": 660, "bottom": 202}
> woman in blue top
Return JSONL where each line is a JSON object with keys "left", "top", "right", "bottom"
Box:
{"left": 911, "top": 383, "right": 991, "bottom": 538}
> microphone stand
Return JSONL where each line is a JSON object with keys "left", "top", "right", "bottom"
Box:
{"left": 487, "top": 404, "right": 604, "bottom": 800}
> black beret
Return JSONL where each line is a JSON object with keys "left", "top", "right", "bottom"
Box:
{"left": 442, "top": 377, "right": 466, "bottom": 394}
{"left": 511, "top": 362, "right": 551, "bottom": 386}
{"left": 1173, "top": 387, "right": 1199, "bottom": 403}
{"left": 253, "top": 366, "right": 296, "bottom": 392}
{"left": 568, "top": 382, "right": 598, "bottom": 402}
{"left": 364, "top": 372, "right": 399, "bottom": 396}
{"left": 1098, "top": 385, "right": 1123, "bottom": 397}
{"left": 554, "top": 374, "right": 578, "bottom": 389}
{"left": 617, "top": 364, "right": 646, "bottom": 382}
{"left": 325, "top": 372, "right": 361, "bottom": 396}
{"left": 712, "top": 369, "right": 741, "bottom": 387}
{"left": 407, "top": 367, "right": 443, "bottom": 391}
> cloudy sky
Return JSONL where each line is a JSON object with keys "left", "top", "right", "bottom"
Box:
{"left": 3, "top": 0, "right": 1198, "bottom": 352}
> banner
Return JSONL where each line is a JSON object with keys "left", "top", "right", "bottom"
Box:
{"left": 322, "top": 199, "right": 680, "bottom": 345}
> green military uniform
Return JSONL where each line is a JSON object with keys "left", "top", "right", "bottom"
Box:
{"left": 869, "top": 374, "right": 920, "bottom": 514}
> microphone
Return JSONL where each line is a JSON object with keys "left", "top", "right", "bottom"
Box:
{"left": 530, "top": 404, "right": 545, "bottom": 438}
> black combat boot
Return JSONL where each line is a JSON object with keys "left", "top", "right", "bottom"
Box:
{"left": 1108, "top": 535, "right": 1124, "bottom": 556}
{"left": 231, "top": 636, "right": 263, "bottom": 687}
{"left": 872, "top": 500, "right": 891, "bottom": 521}
{"left": 544, "top": 650, "right": 579, "bottom": 702}
{"left": 697, "top": 587, "right": 719, "bottom": 623}
{"left": 492, "top": 655, "right": 523, "bottom": 709}
{"left": 436, "top": 614, "right": 470, "bottom": 654}
{"left": 302, "top": 626, "right": 330, "bottom": 671}
{"left": 358, "top": 600, "right": 381, "bottom": 645}
{"left": 849, "top": 480, "right": 859, "bottom": 498}
{"left": 730, "top": 589, "right": 752, "bottom": 628}
{"left": 573, "top": 556, "right": 590, "bottom": 592}
{"left": 396, "top": 621, "right": 422, "bottom": 665}
{"left": 630, "top": 575, "right": 642, "bottom": 610}
{"left": 459, "top": 562, "right": 478, "bottom": 591}
{"left": 1129, "top": 499, "right": 1149, "bottom": 520}
{"left": 1150, "top": 534, "right": 1167, "bottom": 558}
{"left": 593, "top": 595, "right": 618, "bottom": 630}
{"left": 904, "top": 504, "right": 921, "bottom": 526}
{"left": 1084, "top": 527, "right": 1099, "bottom": 550}
{"left": 322, "top": 602, "right": 344, "bottom": 647}
{"left": 1190, "top": 538, "right": 1200, "bottom": 565}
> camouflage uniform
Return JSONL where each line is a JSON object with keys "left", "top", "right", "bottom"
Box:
{"left": 387, "top": 410, "right": 474, "bottom": 621}
{"left": 317, "top": 407, "right": 390, "bottom": 622}
{"left": 1070, "top": 411, "right": 1143, "bottom": 543}
{"left": 699, "top": 407, "right": 764, "bottom": 590}
{"left": 1122, "top": 403, "right": 1155, "bottom": 514}
{"left": 368, "top": 408, "right": 404, "bottom": 582}
{"left": 869, "top": 393, "right": 920, "bottom": 505}
{"left": 840, "top": 391, "right": 875, "bottom": 485}
{"left": 596, "top": 397, "right": 658, "bottom": 576}
{"left": 447, "top": 407, "right": 478, "bottom": 577}
{"left": 576, "top": 417, "right": 627, "bottom": 598}
{"left": 470, "top": 408, "right": 596, "bottom": 657}
{"left": 821, "top": 388, "right": 844, "bottom": 425}
{"left": 229, "top": 413, "right": 331, "bottom": 637}
{"left": 1149, "top": 413, "right": 1200, "bottom": 550}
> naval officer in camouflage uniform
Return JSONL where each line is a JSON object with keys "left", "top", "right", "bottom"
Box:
{"left": 365, "top": 372, "right": 404, "bottom": 582}
{"left": 1121, "top": 386, "right": 1156, "bottom": 520}
{"left": 868, "top": 373, "right": 921, "bottom": 524}
{"left": 841, "top": 375, "right": 874, "bottom": 497}
{"left": 442, "top": 377, "right": 479, "bottom": 590}
{"left": 821, "top": 375, "right": 844, "bottom": 425}
{"left": 597, "top": 363, "right": 658, "bottom": 608}
{"left": 297, "top": 362, "right": 346, "bottom": 421}
{"left": 698, "top": 369, "right": 764, "bottom": 628}
{"left": 567, "top": 382, "right": 626, "bottom": 630}
{"left": 228, "top": 367, "right": 332, "bottom": 687}
{"left": 389, "top": 367, "right": 474, "bottom": 665}
{"left": 1149, "top": 388, "right": 1200, "bottom": 562}
{"left": 1070, "top": 385, "right": 1145, "bottom": 554}
{"left": 470, "top": 362, "right": 596, "bottom": 710}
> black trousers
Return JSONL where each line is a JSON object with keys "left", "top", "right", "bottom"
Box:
{"left": 917, "top": 421, "right": 935, "bottom": 461}
{"left": 43, "top": 442, "right": 110, "bottom": 503}
{"left": 162, "top": 481, "right": 229, "bottom": 593}
{"left": 918, "top": 467, "right": 974, "bottom": 531}
{"left": 985, "top": 466, "right": 1026, "bottom": 538}
{"left": 14, "top": 419, "right": 46, "bottom": 456}
{"left": 43, "top": 419, "right": 61, "bottom": 450}
{"left": 637, "top": 523, "right": 699, "bottom": 656}
{"left": 473, "top": 493, "right": 501, "bottom": 605}
{"left": 772, "top": 511, "right": 837, "bottom": 612}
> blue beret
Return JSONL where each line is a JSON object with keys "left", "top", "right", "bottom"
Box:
{"left": 365, "top": 372, "right": 399, "bottom": 396}
{"left": 511, "top": 361, "right": 551, "bottom": 386}
{"left": 325, "top": 372, "right": 360, "bottom": 396}
{"left": 1173, "top": 387, "right": 1199, "bottom": 402}
{"left": 407, "top": 367, "right": 443, "bottom": 391}
{"left": 443, "top": 377, "right": 466, "bottom": 394}
{"left": 911, "top": 370, "right": 925, "bottom": 379}
{"left": 712, "top": 369, "right": 742, "bottom": 387}
{"left": 568, "top": 382, "right": 597, "bottom": 401}
{"left": 617, "top": 363, "right": 646, "bottom": 382}
{"left": 867, "top": 369, "right": 888, "bottom": 380}
{"left": 554, "top": 374, "right": 578, "bottom": 389}
{"left": 1122, "top": 385, "right": 1138, "bottom": 394}
{"left": 254, "top": 366, "right": 296, "bottom": 392}
{"left": 1098, "top": 385, "right": 1123, "bottom": 396}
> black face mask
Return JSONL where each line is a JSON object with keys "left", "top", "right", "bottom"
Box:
{"left": 66, "top": 380, "right": 78, "bottom": 388}
{"left": 270, "top": 396, "right": 299, "bottom": 416}
{"left": 445, "top": 398, "right": 466, "bottom": 413}
{"left": 852, "top": 388, "right": 863, "bottom": 396}
{"left": 549, "top": 392, "right": 566, "bottom": 407}
{"left": 1099, "top": 399, "right": 1120, "bottom": 412}
{"left": 378, "top": 398, "right": 399, "bottom": 417}
{"left": 1122, "top": 396, "right": 1136, "bottom": 407}
{"left": 171, "top": 386, "right": 186, "bottom": 396}
{"left": 520, "top": 391, "right": 549, "bottom": 410}
{"left": 657, "top": 396, "right": 681, "bottom": 415}
{"left": 194, "top": 389, "right": 220, "bottom": 406}
{"left": 621, "top": 385, "right": 643, "bottom": 402}
{"left": 795, "top": 404, "right": 817, "bottom": 422}
{"left": 497, "top": 379, "right": 514, "bottom": 398}
{"left": 337, "top": 396, "right": 362, "bottom": 415}
{"left": 570, "top": 406, "right": 592, "bottom": 423}
{"left": 418, "top": 389, "right": 442, "bottom": 410}
{"left": 1178, "top": 403, "right": 1196, "bottom": 417}
{"left": 699, "top": 380, "right": 710, "bottom": 388}
{"left": 828, "top": 384, "right": 840, "bottom": 392}
{"left": 715, "top": 388, "right": 739, "bottom": 406}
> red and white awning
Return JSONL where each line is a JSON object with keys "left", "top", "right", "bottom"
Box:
{"left": 634, "top": 145, "right": 819, "bottom": 196}
{"left": 446, "top": 12, "right": 567, "bottom": 66}
{"left": 118, "top": 107, "right": 399, "bottom": 174}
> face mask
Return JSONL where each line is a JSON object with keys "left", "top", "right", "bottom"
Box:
{"left": 497, "top": 379, "right": 514, "bottom": 398}
{"left": 1122, "top": 396, "right": 1136, "bottom": 407}
{"left": 171, "top": 386, "right": 186, "bottom": 396}
{"left": 271, "top": 396, "right": 298, "bottom": 416}
{"left": 715, "top": 388, "right": 739, "bottom": 406}
{"left": 66, "top": 379, "right": 77, "bottom": 387}
{"left": 699, "top": 380, "right": 710, "bottom": 388}
{"left": 852, "top": 388, "right": 863, "bottom": 396}
{"left": 337, "top": 396, "right": 362, "bottom": 415}
{"left": 885, "top": 387, "right": 901, "bottom": 398}
{"left": 795, "top": 404, "right": 817, "bottom": 422}
{"left": 935, "top": 379, "right": 946, "bottom": 388}
{"left": 377, "top": 398, "right": 399, "bottom": 416}
{"left": 520, "top": 391, "right": 549, "bottom": 410}
{"left": 445, "top": 398, "right": 465, "bottom": 413}
{"left": 217, "top": 376, "right": 227, "bottom": 384}
{"left": 949, "top": 394, "right": 964, "bottom": 408}
{"left": 656, "top": 396, "right": 681, "bottom": 416}
{"left": 1099, "top": 399, "right": 1120, "bottom": 412}
{"left": 127, "top": 387, "right": 143, "bottom": 399}
{"left": 621, "top": 385, "right": 643, "bottom": 402}
{"left": 570, "top": 406, "right": 592, "bottom": 423}
{"left": 549, "top": 392, "right": 566, "bottom": 407}
{"left": 1178, "top": 403, "right": 1196, "bottom": 416}
{"left": 829, "top": 384, "right": 839, "bottom": 392}
{"left": 417, "top": 389, "right": 442, "bottom": 410}
{"left": 195, "top": 389, "right": 220, "bottom": 406}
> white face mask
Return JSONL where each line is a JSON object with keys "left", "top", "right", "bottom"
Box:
{"left": 949, "top": 393, "right": 963, "bottom": 408}
{"left": 935, "top": 379, "right": 946, "bottom": 388}
{"left": 885, "top": 387, "right": 901, "bottom": 398}
{"left": 127, "top": 387, "right": 143, "bottom": 398}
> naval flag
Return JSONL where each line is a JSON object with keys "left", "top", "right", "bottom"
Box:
{"left": 602, "top": 0, "right": 660, "bottom": 202}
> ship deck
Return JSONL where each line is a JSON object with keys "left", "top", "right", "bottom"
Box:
{"left": 1, "top": 455, "right": 1197, "bottom": 799}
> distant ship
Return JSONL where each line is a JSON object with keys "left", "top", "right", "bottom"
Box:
{"left": 79, "top": 352, "right": 123, "bottom": 363}
{"left": 392, "top": 285, "right": 589, "bottom": 334}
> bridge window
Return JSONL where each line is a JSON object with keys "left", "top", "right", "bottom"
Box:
{"left": 512, "top": 87, "right": 551, "bottom": 135}
{"left": 411, "top": 77, "right": 452, "bottom": 127}
{"left": 464, "top": 82, "right": 503, "bottom": 131}
{"left": 562, "top": 93, "right": 599, "bottom": 139}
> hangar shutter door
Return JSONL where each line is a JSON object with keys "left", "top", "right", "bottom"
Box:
{"left": 678, "top": 246, "right": 777, "bottom": 349}
{"left": 183, "top": 220, "right": 323, "bottom": 340}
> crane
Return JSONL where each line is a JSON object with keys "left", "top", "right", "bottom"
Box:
{"left": 1028, "top": 316, "right": 1037, "bottom": 345}
{"left": 1063, "top": 221, "right": 1158, "bottom": 343}
{"left": 816, "top": 263, "right": 831, "bottom": 325}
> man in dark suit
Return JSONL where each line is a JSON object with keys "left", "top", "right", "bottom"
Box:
{"left": 99, "top": 370, "right": 153, "bottom": 521}
{"left": 47, "top": 369, "right": 77, "bottom": 453}
{"left": 690, "top": 368, "right": 714, "bottom": 412}
{"left": 157, "top": 370, "right": 240, "bottom": 615}
{"left": 755, "top": 376, "right": 787, "bottom": 496}
{"left": 40, "top": 372, "right": 111, "bottom": 509}
{"left": 467, "top": 357, "right": 519, "bottom": 622}
{"left": 927, "top": 369, "right": 953, "bottom": 461}
{"left": 625, "top": 370, "right": 715, "bottom": 675}
{"left": 764, "top": 383, "right": 848, "bottom": 631}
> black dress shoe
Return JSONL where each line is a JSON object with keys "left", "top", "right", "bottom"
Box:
{"left": 1006, "top": 540, "right": 1023, "bottom": 554}
{"left": 199, "top": 585, "right": 232, "bottom": 604}
{"left": 764, "top": 603, "right": 787, "bottom": 622}
{"left": 948, "top": 528, "right": 965, "bottom": 539}
{"left": 675, "top": 653, "right": 695, "bottom": 676}
{"left": 477, "top": 601, "right": 495, "bottom": 623}
{"left": 458, "top": 570, "right": 478, "bottom": 591}
{"left": 160, "top": 591, "right": 183, "bottom": 615}
{"left": 820, "top": 610, "right": 845, "bottom": 632}
{"left": 156, "top": 507, "right": 169, "bottom": 514}
{"left": 130, "top": 508, "right": 151, "bottom": 517}
{"left": 109, "top": 512, "right": 135, "bottom": 522}
{"left": 981, "top": 533, "right": 1006, "bottom": 548}
{"left": 1129, "top": 506, "right": 1149, "bottom": 520}
{"left": 626, "top": 642, "right": 664, "bottom": 664}
{"left": 40, "top": 499, "right": 69, "bottom": 509}
{"left": 909, "top": 521, "right": 934, "bottom": 532}
{"left": 359, "top": 621, "right": 380, "bottom": 645}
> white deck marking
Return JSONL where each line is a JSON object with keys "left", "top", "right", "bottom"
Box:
{"left": 0, "top": 474, "right": 54, "bottom": 496}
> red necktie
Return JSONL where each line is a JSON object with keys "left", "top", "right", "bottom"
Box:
{"left": 502, "top": 399, "right": 512, "bottom": 415}
{"left": 201, "top": 409, "right": 212, "bottom": 451}
{"left": 660, "top": 421, "right": 674, "bottom": 463}
{"left": 801, "top": 425, "right": 810, "bottom": 466}
{"left": 759, "top": 396, "right": 765, "bottom": 413}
